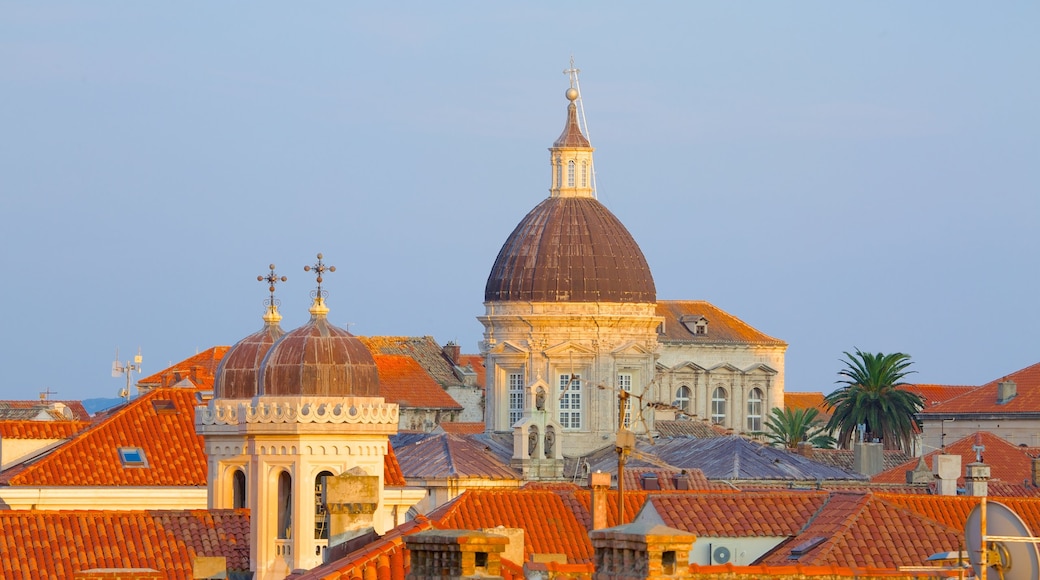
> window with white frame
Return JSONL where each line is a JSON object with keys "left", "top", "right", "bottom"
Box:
{"left": 617, "top": 373, "right": 633, "bottom": 428}
{"left": 675, "top": 386, "right": 691, "bottom": 413}
{"left": 567, "top": 160, "right": 575, "bottom": 187}
{"left": 711, "top": 387, "right": 727, "bottom": 425}
{"left": 747, "top": 388, "right": 764, "bottom": 432}
{"left": 508, "top": 372, "right": 525, "bottom": 425}
{"left": 558, "top": 373, "right": 582, "bottom": 429}
{"left": 555, "top": 155, "right": 562, "bottom": 188}
{"left": 581, "top": 161, "right": 588, "bottom": 187}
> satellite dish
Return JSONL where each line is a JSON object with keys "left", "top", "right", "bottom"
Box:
{"left": 965, "top": 500, "right": 1040, "bottom": 580}
{"left": 712, "top": 545, "right": 731, "bottom": 564}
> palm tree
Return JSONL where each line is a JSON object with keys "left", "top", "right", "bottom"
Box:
{"left": 764, "top": 407, "right": 836, "bottom": 449}
{"left": 824, "top": 349, "right": 924, "bottom": 452}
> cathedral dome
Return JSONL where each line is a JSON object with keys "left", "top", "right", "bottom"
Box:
{"left": 483, "top": 88, "right": 656, "bottom": 304}
{"left": 214, "top": 317, "right": 283, "bottom": 399}
{"left": 259, "top": 297, "right": 380, "bottom": 397}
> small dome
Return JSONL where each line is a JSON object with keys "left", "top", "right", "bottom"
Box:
{"left": 214, "top": 323, "right": 284, "bottom": 399}
{"left": 259, "top": 299, "right": 379, "bottom": 397}
{"left": 484, "top": 196, "right": 656, "bottom": 303}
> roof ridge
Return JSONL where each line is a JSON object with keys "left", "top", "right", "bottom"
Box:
{"left": 802, "top": 492, "right": 872, "bottom": 563}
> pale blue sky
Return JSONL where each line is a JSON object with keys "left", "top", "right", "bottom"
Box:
{"left": 1, "top": 3, "right": 1037, "bottom": 401}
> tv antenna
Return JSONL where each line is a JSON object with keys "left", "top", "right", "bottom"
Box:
{"left": 564, "top": 56, "right": 597, "bottom": 199}
{"left": 594, "top": 378, "right": 655, "bottom": 526}
{"left": 965, "top": 499, "right": 1040, "bottom": 579}
{"left": 112, "top": 347, "right": 143, "bottom": 402}
{"left": 39, "top": 387, "right": 57, "bottom": 401}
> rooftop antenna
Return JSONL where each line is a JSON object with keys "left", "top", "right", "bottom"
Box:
{"left": 38, "top": 387, "right": 57, "bottom": 402}
{"left": 564, "top": 55, "right": 597, "bottom": 199}
{"left": 112, "top": 347, "right": 143, "bottom": 401}
{"left": 965, "top": 499, "right": 1040, "bottom": 579}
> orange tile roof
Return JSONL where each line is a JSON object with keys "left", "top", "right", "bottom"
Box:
{"left": 783, "top": 392, "right": 832, "bottom": 422}
{"left": 647, "top": 492, "right": 828, "bottom": 536}
{"left": 384, "top": 441, "right": 407, "bottom": 487}
{"left": 373, "top": 354, "right": 462, "bottom": 410}
{"left": 0, "top": 420, "right": 91, "bottom": 439}
{"left": 921, "top": 361, "right": 1040, "bottom": 415}
{"left": 136, "top": 347, "right": 229, "bottom": 391}
{"left": 871, "top": 431, "right": 1040, "bottom": 487}
{"left": 880, "top": 493, "right": 1040, "bottom": 534}
{"left": 758, "top": 492, "right": 962, "bottom": 569}
{"left": 1, "top": 389, "right": 207, "bottom": 486}
{"left": 899, "top": 383, "right": 974, "bottom": 409}
{"left": 439, "top": 422, "right": 485, "bottom": 435}
{"left": 655, "top": 301, "right": 786, "bottom": 346}
{"left": 0, "top": 509, "right": 248, "bottom": 579}
{"left": 359, "top": 336, "right": 461, "bottom": 387}
{"left": 0, "top": 400, "right": 91, "bottom": 421}
{"left": 290, "top": 516, "right": 436, "bottom": 580}
{"left": 457, "top": 354, "right": 486, "bottom": 389}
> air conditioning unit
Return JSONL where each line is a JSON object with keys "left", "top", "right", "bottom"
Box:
{"left": 709, "top": 542, "right": 736, "bottom": 565}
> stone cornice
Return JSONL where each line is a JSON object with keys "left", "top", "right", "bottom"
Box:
{"left": 197, "top": 397, "right": 399, "bottom": 427}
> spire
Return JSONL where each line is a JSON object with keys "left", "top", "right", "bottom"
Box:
{"left": 304, "top": 253, "right": 335, "bottom": 317}
{"left": 257, "top": 264, "right": 287, "bottom": 325}
{"left": 548, "top": 64, "right": 596, "bottom": 199}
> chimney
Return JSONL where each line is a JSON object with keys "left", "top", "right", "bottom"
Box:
{"left": 443, "top": 342, "right": 461, "bottom": 365}
{"left": 404, "top": 530, "right": 508, "bottom": 580}
{"left": 795, "top": 441, "right": 814, "bottom": 457}
{"left": 590, "top": 471, "right": 612, "bottom": 531}
{"left": 933, "top": 454, "right": 961, "bottom": 496}
{"left": 589, "top": 522, "right": 696, "bottom": 579}
{"left": 853, "top": 441, "right": 884, "bottom": 477}
{"left": 906, "top": 456, "right": 932, "bottom": 484}
{"left": 482, "top": 527, "right": 524, "bottom": 569}
{"left": 965, "top": 461, "right": 991, "bottom": 497}
{"left": 997, "top": 380, "right": 1017, "bottom": 404}
{"left": 1032, "top": 456, "right": 1040, "bottom": 487}
{"left": 324, "top": 470, "right": 380, "bottom": 550}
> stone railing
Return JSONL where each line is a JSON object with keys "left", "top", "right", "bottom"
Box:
{"left": 197, "top": 397, "right": 399, "bottom": 427}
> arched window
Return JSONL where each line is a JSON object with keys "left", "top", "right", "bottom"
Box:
{"left": 314, "top": 470, "right": 334, "bottom": 539}
{"left": 581, "top": 161, "right": 588, "bottom": 187}
{"left": 675, "top": 386, "right": 691, "bottom": 413}
{"left": 232, "top": 469, "right": 246, "bottom": 509}
{"left": 555, "top": 155, "right": 562, "bottom": 189}
{"left": 747, "top": 388, "right": 763, "bottom": 432}
{"left": 276, "top": 471, "right": 292, "bottom": 539}
{"left": 711, "top": 387, "right": 727, "bottom": 425}
{"left": 567, "top": 160, "right": 575, "bottom": 187}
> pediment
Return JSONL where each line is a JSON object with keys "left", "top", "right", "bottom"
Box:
{"left": 707, "top": 362, "right": 742, "bottom": 374}
{"left": 495, "top": 341, "right": 529, "bottom": 355}
{"left": 661, "top": 361, "right": 708, "bottom": 373}
{"left": 611, "top": 340, "right": 654, "bottom": 356}
{"left": 743, "top": 363, "right": 778, "bottom": 376}
{"left": 544, "top": 341, "right": 596, "bottom": 358}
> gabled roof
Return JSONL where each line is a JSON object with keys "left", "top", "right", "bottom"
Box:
{"left": 783, "top": 392, "right": 832, "bottom": 422}
{"left": 289, "top": 516, "right": 439, "bottom": 580}
{"left": 655, "top": 301, "right": 786, "bottom": 346}
{"left": 624, "top": 468, "right": 726, "bottom": 492}
{"left": 586, "top": 436, "right": 867, "bottom": 482}
{"left": 391, "top": 432, "right": 519, "bottom": 480}
{"left": 654, "top": 419, "right": 728, "bottom": 438}
{"left": 384, "top": 440, "right": 407, "bottom": 487}
{"left": 359, "top": 336, "right": 462, "bottom": 387}
{"left": 136, "top": 346, "right": 229, "bottom": 391}
{"left": 881, "top": 493, "right": 1040, "bottom": 533}
{"left": 439, "top": 421, "right": 485, "bottom": 435}
{"left": 758, "top": 492, "right": 962, "bottom": 569}
{"left": 373, "top": 354, "right": 462, "bottom": 411}
{"left": 871, "top": 431, "right": 1040, "bottom": 487}
{"left": 900, "top": 383, "right": 974, "bottom": 410}
{"left": 0, "top": 400, "right": 90, "bottom": 421}
{"left": 921, "top": 361, "right": 1040, "bottom": 415}
{"left": 0, "top": 509, "right": 249, "bottom": 579}
{"left": 0, "top": 420, "right": 91, "bottom": 439}
{"left": 644, "top": 492, "right": 829, "bottom": 537}
{"left": 0, "top": 388, "right": 207, "bottom": 486}
{"left": 457, "top": 354, "right": 486, "bottom": 389}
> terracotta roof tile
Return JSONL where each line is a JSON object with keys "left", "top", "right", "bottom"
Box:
{"left": 646, "top": 492, "right": 828, "bottom": 536}
{"left": 881, "top": 493, "right": 1040, "bottom": 533}
{"left": 359, "top": 336, "right": 461, "bottom": 387}
{"left": 373, "top": 354, "right": 462, "bottom": 410}
{"left": 655, "top": 301, "right": 786, "bottom": 346}
{"left": 384, "top": 441, "right": 407, "bottom": 487}
{"left": 457, "top": 355, "right": 486, "bottom": 390}
{"left": 0, "top": 400, "right": 91, "bottom": 421}
{"left": 0, "top": 420, "right": 91, "bottom": 439}
{"left": 921, "top": 361, "right": 1040, "bottom": 415}
{"left": 290, "top": 516, "right": 435, "bottom": 580}
{"left": 899, "top": 383, "right": 974, "bottom": 409}
{"left": 871, "top": 431, "right": 1040, "bottom": 487}
{"left": 136, "top": 347, "right": 229, "bottom": 391}
{"left": 654, "top": 419, "right": 728, "bottom": 438}
{"left": 439, "top": 422, "right": 485, "bottom": 435}
{"left": 0, "top": 509, "right": 248, "bottom": 579}
{"left": 783, "top": 392, "right": 832, "bottom": 422}
{"left": 1, "top": 389, "right": 207, "bottom": 486}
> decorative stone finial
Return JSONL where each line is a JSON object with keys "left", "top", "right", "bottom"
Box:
{"left": 257, "top": 264, "right": 287, "bottom": 324}
{"left": 304, "top": 253, "right": 335, "bottom": 316}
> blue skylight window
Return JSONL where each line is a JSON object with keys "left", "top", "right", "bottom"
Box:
{"left": 118, "top": 447, "right": 148, "bottom": 468}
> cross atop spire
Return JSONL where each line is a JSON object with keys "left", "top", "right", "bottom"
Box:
{"left": 257, "top": 264, "right": 287, "bottom": 324}
{"left": 304, "top": 253, "right": 335, "bottom": 316}
{"left": 563, "top": 55, "right": 580, "bottom": 90}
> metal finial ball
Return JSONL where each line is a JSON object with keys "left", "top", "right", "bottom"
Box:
{"left": 269, "top": 285, "right": 276, "bottom": 292}
{"left": 566, "top": 88, "right": 579, "bottom": 101}
{"left": 280, "top": 276, "right": 287, "bottom": 282}
{"left": 257, "top": 275, "right": 264, "bottom": 281}
{"left": 316, "top": 253, "right": 323, "bottom": 260}
{"left": 304, "top": 265, "right": 311, "bottom": 272}
{"left": 269, "top": 264, "right": 275, "bottom": 270}
{"left": 316, "top": 276, "right": 323, "bottom": 284}
{"left": 328, "top": 266, "right": 336, "bottom": 272}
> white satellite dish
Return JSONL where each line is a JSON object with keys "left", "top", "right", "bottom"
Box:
{"left": 965, "top": 500, "right": 1040, "bottom": 580}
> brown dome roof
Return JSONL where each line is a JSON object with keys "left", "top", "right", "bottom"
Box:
{"left": 484, "top": 196, "right": 656, "bottom": 303}
{"left": 214, "top": 322, "right": 284, "bottom": 399}
{"left": 259, "top": 301, "right": 380, "bottom": 397}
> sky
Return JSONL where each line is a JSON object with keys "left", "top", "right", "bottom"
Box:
{"left": 1, "top": 3, "right": 1037, "bottom": 402}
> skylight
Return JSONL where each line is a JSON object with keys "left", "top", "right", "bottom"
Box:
{"left": 118, "top": 447, "right": 148, "bottom": 468}
{"left": 151, "top": 399, "right": 178, "bottom": 415}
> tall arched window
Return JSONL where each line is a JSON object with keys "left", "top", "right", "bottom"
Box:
{"left": 711, "top": 387, "right": 727, "bottom": 425}
{"left": 314, "top": 470, "right": 334, "bottom": 539}
{"left": 675, "top": 386, "right": 691, "bottom": 413}
{"left": 567, "top": 160, "right": 575, "bottom": 187}
{"left": 581, "top": 161, "right": 588, "bottom": 187}
{"left": 555, "top": 155, "right": 562, "bottom": 188}
{"left": 747, "top": 388, "right": 763, "bottom": 432}
{"left": 276, "top": 471, "right": 292, "bottom": 540}
{"left": 232, "top": 469, "right": 246, "bottom": 509}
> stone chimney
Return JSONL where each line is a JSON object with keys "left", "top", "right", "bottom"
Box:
{"left": 324, "top": 470, "right": 380, "bottom": 550}
{"left": 404, "top": 530, "right": 508, "bottom": 580}
{"left": 906, "top": 456, "right": 932, "bottom": 484}
{"left": 590, "top": 471, "right": 612, "bottom": 531}
{"left": 1032, "top": 456, "right": 1040, "bottom": 487}
{"left": 853, "top": 441, "right": 884, "bottom": 477}
{"left": 997, "top": 380, "right": 1017, "bottom": 404}
{"left": 933, "top": 454, "right": 961, "bottom": 496}
{"left": 795, "top": 441, "right": 814, "bottom": 458}
{"left": 965, "top": 461, "right": 991, "bottom": 497}
{"left": 589, "top": 522, "right": 695, "bottom": 579}
{"left": 443, "top": 342, "right": 461, "bottom": 365}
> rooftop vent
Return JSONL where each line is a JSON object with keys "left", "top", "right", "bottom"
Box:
{"left": 997, "top": 380, "right": 1017, "bottom": 404}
